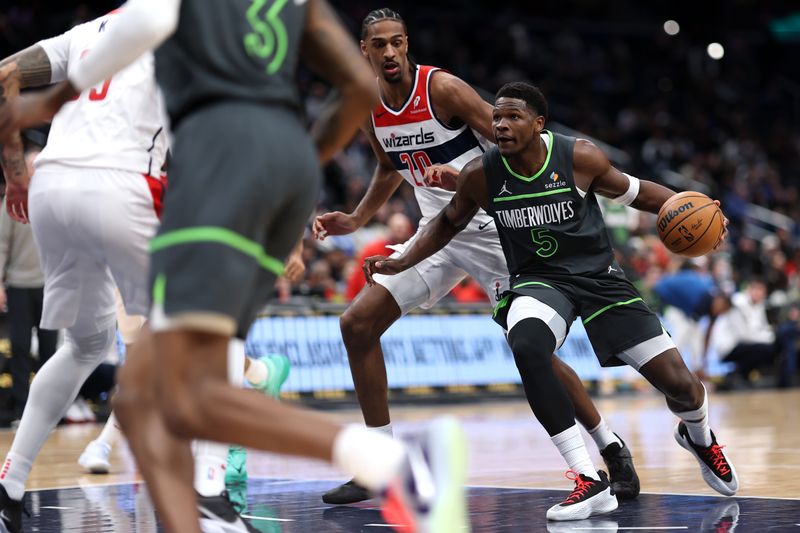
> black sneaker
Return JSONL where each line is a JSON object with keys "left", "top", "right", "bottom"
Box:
{"left": 322, "top": 479, "right": 371, "bottom": 505}
{"left": 0, "top": 485, "right": 25, "bottom": 533}
{"left": 546, "top": 470, "right": 618, "bottom": 521}
{"left": 197, "top": 490, "right": 259, "bottom": 532}
{"left": 600, "top": 435, "right": 640, "bottom": 500}
{"left": 674, "top": 422, "right": 738, "bottom": 496}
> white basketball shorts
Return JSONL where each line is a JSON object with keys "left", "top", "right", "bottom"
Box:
{"left": 29, "top": 166, "right": 160, "bottom": 336}
{"left": 374, "top": 223, "right": 510, "bottom": 315}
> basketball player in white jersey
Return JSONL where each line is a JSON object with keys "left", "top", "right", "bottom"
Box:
{"left": 0, "top": 11, "right": 167, "bottom": 532}
{"left": 314, "top": 8, "right": 640, "bottom": 504}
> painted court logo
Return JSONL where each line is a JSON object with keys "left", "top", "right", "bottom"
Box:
{"left": 658, "top": 201, "right": 695, "bottom": 232}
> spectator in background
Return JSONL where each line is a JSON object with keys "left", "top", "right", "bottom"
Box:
{"left": 710, "top": 278, "right": 781, "bottom": 388}
{"left": 0, "top": 131, "right": 58, "bottom": 423}
{"left": 775, "top": 304, "right": 799, "bottom": 388}
{"left": 653, "top": 258, "right": 718, "bottom": 376}
{"left": 345, "top": 213, "right": 413, "bottom": 301}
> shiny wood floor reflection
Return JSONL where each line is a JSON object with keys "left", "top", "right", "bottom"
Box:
{"left": 4, "top": 389, "right": 799, "bottom": 499}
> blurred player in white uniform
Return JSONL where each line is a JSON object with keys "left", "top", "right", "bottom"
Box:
{"left": 0, "top": 11, "right": 167, "bottom": 531}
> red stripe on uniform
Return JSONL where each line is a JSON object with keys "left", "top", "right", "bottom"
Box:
{"left": 143, "top": 173, "right": 167, "bottom": 219}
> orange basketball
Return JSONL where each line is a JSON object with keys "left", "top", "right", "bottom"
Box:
{"left": 656, "top": 191, "right": 724, "bottom": 257}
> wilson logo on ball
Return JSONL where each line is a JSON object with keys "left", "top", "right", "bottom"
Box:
{"left": 658, "top": 202, "right": 695, "bottom": 232}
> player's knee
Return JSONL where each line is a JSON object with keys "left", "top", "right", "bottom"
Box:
{"left": 340, "top": 307, "right": 377, "bottom": 346}
{"left": 508, "top": 318, "right": 557, "bottom": 373}
{"left": 160, "top": 384, "right": 206, "bottom": 438}
{"left": 654, "top": 352, "right": 701, "bottom": 403}
{"left": 68, "top": 326, "right": 116, "bottom": 365}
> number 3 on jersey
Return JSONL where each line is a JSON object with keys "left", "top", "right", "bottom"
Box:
{"left": 531, "top": 228, "right": 558, "bottom": 258}
{"left": 69, "top": 78, "right": 112, "bottom": 102}
{"left": 399, "top": 151, "right": 433, "bottom": 187}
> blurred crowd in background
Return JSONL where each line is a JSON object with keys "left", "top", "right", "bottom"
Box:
{"left": 1, "top": 0, "right": 799, "bottom": 387}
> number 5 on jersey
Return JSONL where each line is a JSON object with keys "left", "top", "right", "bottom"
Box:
{"left": 531, "top": 228, "right": 558, "bottom": 258}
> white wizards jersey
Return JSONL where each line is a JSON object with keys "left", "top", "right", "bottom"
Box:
{"left": 35, "top": 10, "right": 168, "bottom": 176}
{"left": 372, "top": 65, "right": 491, "bottom": 231}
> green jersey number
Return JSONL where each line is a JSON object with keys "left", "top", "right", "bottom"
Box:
{"left": 531, "top": 228, "right": 558, "bottom": 258}
{"left": 244, "top": 0, "right": 289, "bottom": 75}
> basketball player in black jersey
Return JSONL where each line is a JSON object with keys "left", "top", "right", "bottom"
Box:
{"left": 317, "top": 8, "right": 639, "bottom": 505}
{"left": 0, "top": 2, "right": 470, "bottom": 533}
{"left": 365, "top": 82, "right": 738, "bottom": 521}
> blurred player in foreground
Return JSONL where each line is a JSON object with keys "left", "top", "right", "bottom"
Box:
{"left": 0, "top": 1, "right": 471, "bottom": 532}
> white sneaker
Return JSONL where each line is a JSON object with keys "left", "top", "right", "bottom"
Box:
{"left": 381, "top": 417, "right": 470, "bottom": 532}
{"left": 78, "top": 439, "right": 112, "bottom": 474}
{"left": 546, "top": 470, "right": 618, "bottom": 521}
{"left": 673, "top": 422, "right": 738, "bottom": 496}
{"left": 76, "top": 398, "right": 97, "bottom": 423}
{"left": 64, "top": 401, "right": 86, "bottom": 423}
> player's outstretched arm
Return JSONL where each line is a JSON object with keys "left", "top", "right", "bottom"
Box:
{"left": 312, "top": 125, "right": 404, "bottom": 239}
{"left": 301, "top": 0, "right": 376, "bottom": 165}
{"left": 363, "top": 157, "right": 485, "bottom": 284}
{"left": 574, "top": 139, "right": 729, "bottom": 248}
{"left": 573, "top": 139, "right": 676, "bottom": 214}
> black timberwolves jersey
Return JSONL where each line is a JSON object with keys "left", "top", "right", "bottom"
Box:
{"left": 482, "top": 131, "right": 614, "bottom": 277}
{"left": 156, "top": 0, "right": 307, "bottom": 124}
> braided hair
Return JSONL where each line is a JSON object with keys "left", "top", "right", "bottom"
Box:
{"left": 361, "top": 8, "right": 406, "bottom": 39}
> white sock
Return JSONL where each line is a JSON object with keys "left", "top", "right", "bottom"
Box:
{"left": 586, "top": 417, "right": 622, "bottom": 451}
{"left": 674, "top": 384, "right": 712, "bottom": 447}
{"left": 0, "top": 454, "right": 32, "bottom": 500}
{"left": 370, "top": 423, "right": 393, "bottom": 437}
{"left": 244, "top": 358, "right": 268, "bottom": 386}
{"left": 96, "top": 412, "right": 121, "bottom": 448}
{"left": 193, "top": 440, "right": 229, "bottom": 497}
{"left": 228, "top": 339, "right": 246, "bottom": 387}
{"left": 551, "top": 424, "right": 598, "bottom": 480}
{"left": 191, "top": 339, "right": 247, "bottom": 497}
{"left": 0, "top": 327, "right": 114, "bottom": 501}
{"left": 332, "top": 425, "right": 406, "bottom": 492}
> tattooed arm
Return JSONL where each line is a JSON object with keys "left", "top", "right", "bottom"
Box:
{"left": 0, "top": 44, "right": 56, "bottom": 222}
{"left": 0, "top": 44, "right": 53, "bottom": 89}
{"left": 301, "top": 0, "right": 376, "bottom": 165}
{"left": 0, "top": 0, "right": 180, "bottom": 141}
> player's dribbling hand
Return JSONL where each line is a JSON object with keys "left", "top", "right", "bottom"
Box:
{"left": 312, "top": 211, "right": 359, "bottom": 240}
{"left": 423, "top": 164, "right": 459, "bottom": 191}
{"left": 712, "top": 200, "right": 729, "bottom": 252}
{"left": 363, "top": 255, "right": 404, "bottom": 285}
{"left": 5, "top": 180, "right": 28, "bottom": 224}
